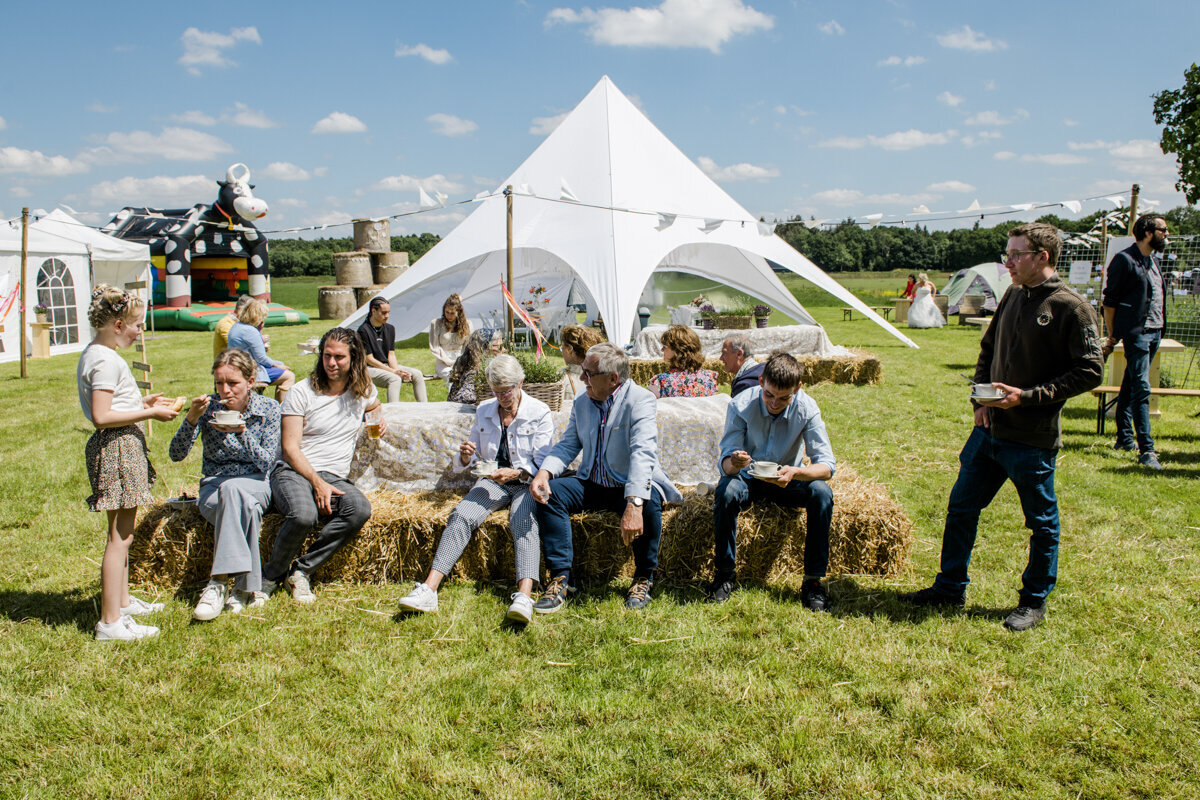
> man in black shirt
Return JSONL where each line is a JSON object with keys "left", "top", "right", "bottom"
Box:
{"left": 356, "top": 297, "right": 428, "bottom": 402}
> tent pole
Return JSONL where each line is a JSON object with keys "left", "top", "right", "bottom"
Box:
{"left": 505, "top": 185, "right": 514, "bottom": 337}
{"left": 19, "top": 207, "right": 29, "bottom": 379}
{"left": 1126, "top": 183, "right": 1139, "bottom": 235}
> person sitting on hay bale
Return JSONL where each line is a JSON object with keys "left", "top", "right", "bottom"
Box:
{"left": 446, "top": 329, "right": 504, "bottom": 404}
{"left": 213, "top": 295, "right": 254, "bottom": 358}
{"left": 261, "top": 328, "right": 382, "bottom": 604}
{"left": 649, "top": 324, "right": 718, "bottom": 398}
{"left": 227, "top": 299, "right": 294, "bottom": 402}
{"left": 357, "top": 297, "right": 428, "bottom": 403}
{"left": 719, "top": 333, "right": 764, "bottom": 399}
{"left": 169, "top": 348, "right": 281, "bottom": 621}
{"left": 397, "top": 354, "right": 555, "bottom": 624}
{"left": 711, "top": 352, "right": 836, "bottom": 611}
{"left": 559, "top": 324, "right": 605, "bottom": 397}
{"left": 529, "top": 342, "right": 682, "bottom": 613}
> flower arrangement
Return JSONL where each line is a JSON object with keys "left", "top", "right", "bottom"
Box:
{"left": 33, "top": 303, "right": 49, "bottom": 318}
{"left": 690, "top": 295, "right": 710, "bottom": 308}
{"left": 698, "top": 302, "right": 717, "bottom": 319}
{"left": 753, "top": 304, "right": 771, "bottom": 318}
{"left": 520, "top": 285, "right": 551, "bottom": 313}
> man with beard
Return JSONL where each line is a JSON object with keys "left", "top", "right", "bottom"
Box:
{"left": 1102, "top": 213, "right": 1170, "bottom": 470}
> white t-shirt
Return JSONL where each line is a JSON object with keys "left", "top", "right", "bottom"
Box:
{"left": 280, "top": 378, "right": 377, "bottom": 478}
{"left": 77, "top": 343, "right": 142, "bottom": 424}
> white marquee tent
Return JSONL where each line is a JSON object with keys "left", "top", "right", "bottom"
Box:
{"left": 0, "top": 209, "right": 151, "bottom": 363}
{"left": 343, "top": 76, "right": 915, "bottom": 349}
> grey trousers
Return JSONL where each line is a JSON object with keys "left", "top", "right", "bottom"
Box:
{"left": 368, "top": 366, "right": 428, "bottom": 403}
{"left": 197, "top": 473, "right": 271, "bottom": 592}
{"left": 263, "top": 465, "right": 371, "bottom": 582}
{"left": 431, "top": 478, "right": 540, "bottom": 583}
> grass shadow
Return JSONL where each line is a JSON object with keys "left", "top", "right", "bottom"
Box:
{"left": 811, "top": 579, "right": 1011, "bottom": 624}
{"left": 0, "top": 587, "right": 99, "bottom": 634}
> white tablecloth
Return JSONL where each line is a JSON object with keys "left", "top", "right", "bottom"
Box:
{"left": 349, "top": 394, "right": 733, "bottom": 494}
{"left": 631, "top": 324, "right": 848, "bottom": 359}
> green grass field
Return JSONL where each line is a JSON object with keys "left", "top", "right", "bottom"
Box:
{"left": 2, "top": 273, "right": 1198, "bottom": 799}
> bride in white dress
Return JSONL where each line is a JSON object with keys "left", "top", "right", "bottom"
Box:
{"left": 907, "top": 273, "right": 945, "bottom": 329}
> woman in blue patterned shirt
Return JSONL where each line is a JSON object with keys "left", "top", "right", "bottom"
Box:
{"left": 170, "top": 348, "right": 282, "bottom": 621}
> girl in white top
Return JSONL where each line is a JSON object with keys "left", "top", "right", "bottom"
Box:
{"left": 428, "top": 293, "right": 472, "bottom": 379}
{"left": 76, "top": 285, "right": 180, "bottom": 641}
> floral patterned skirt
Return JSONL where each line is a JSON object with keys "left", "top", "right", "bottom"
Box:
{"left": 84, "top": 425, "right": 157, "bottom": 512}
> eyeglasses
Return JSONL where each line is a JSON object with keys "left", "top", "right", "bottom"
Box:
{"left": 492, "top": 386, "right": 520, "bottom": 397}
{"left": 1152, "top": 226, "right": 1170, "bottom": 234}
{"left": 1000, "top": 249, "right": 1043, "bottom": 263}
{"left": 580, "top": 369, "right": 611, "bottom": 381}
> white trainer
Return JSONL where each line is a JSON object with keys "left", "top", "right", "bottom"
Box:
{"left": 287, "top": 572, "right": 316, "bottom": 604}
{"left": 193, "top": 583, "right": 226, "bottom": 621}
{"left": 96, "top": 615, "right": 158, "bottom": 641}
{"left": 224, "top": 591, "right": 246, "bottom": 615}
{"left": 505, "top": 592, "right": 534, "bottom": 624}
{"left": 397, "top": 582, "right": 438, "bottom": 613}
{"left": 121, "top": 595, "right": 164, "bottom": 616}
{"left": 246, "top": 591, "right": 269, "bottom": 608}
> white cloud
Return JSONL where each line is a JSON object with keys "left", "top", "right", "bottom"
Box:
{"left": 427, "top": 113, "right": 478, "bottom": 137}
{"left": 87, "top": 102, "right": 118, "bottom": 114}
{"left": 223, "top": 102, "right": 279, "bottom": 129}
{"left": 697, "top": 156, "right": 779, "bottom": 182}
{"left": 178, "top": 26, "right": 261, "bottom": 75}
{"left": 937, "top": 91, "right": 964, "bottom": 107}
{"left": 274, "top": 198, "right": 308, "bottom": 208}
{"left": 260, "top": 162, "right": 311, "bottom": 181}
{"left": 817, "top": 129, "right": 957, "bottom": 151}
{"left": 530, "top": 112, "right": 569, "bottom": 136}
{"left": 87, "top": 127, "right": 233, "bottom": 162}
{"left": 545, "top": 0, "right": 773, "bottom": 54}
{"left": 1063, "top": 118, "right": 1080, "bottom": 127}
{"left": 10, "top": 186, "right": 31, "bottom": 198}
{"left": 395, "top": 43, "right": 453, "bottom": 64}
{"left": 313, "top": 167, "right": 329, "bottom": 178}
{"left": 984, "top": 79, "right": 996, "bottom": 90}
{"left": 816, "top": 135, "right": 867, "bottom": 149}
{"left": 879, "top": 55, "right": 925, "bottom": 67}
{"left": 965, "top": 109, "right": 1028, "bottom": 126}
{"left": 818, "top": 20, "right": 844, "bottom": 36}
{"left": 312, "top": 112, "right": 367, "bottom": 134}
{"left": 809, "top": 188, "right": 938, "bottom": 207}
{"left": 993, "top": 151, "right": 1088, "bottom": 166}
{"left": 936, "top": 25, "right": 1006, "bottom": 52}
{"left": 368, "top": 173, "right": 465, "bottom": 195}
{"left": 82, "top": 174, "right": 216, "bottom": 208}
{"left": 1067, "top": 139, "right": 1119, "bottom": 151}
{"left": 993, "top": 151, "right": 1016, "bottom": 161}
{"left": 926, "top": 180, "right": 975, "bottom": 193}
{"left": 169, "top": 110, "right": 217, "bottom": 126}
{"left": 1108, "top": 139, "right": 1175, "bottom": 178}
{"left": 0, "top": 146, "right": 89, "bottom": 176}
{"left": 0, "top": 116, "right": 6, "bottom": 130}
{"left": 962, "top": 130, "right": 1003, "bottom": 147}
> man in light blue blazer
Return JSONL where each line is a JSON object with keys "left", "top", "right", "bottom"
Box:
{"left": 530, "top": 342, "right": 681, "bottom": 613}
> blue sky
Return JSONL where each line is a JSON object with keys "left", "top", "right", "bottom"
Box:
{"left": 2, "top": 0, "right": 1196, "bottom": 238}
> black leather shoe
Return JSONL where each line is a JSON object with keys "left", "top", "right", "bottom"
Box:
{"left": 800, "top": 579, "right": 830, "bottom": 613}
{"left": 898, "top": 585, "right": 965, "bottom": 608}
{"left": 706, "top": 577, "right": 737, "bottom": 604}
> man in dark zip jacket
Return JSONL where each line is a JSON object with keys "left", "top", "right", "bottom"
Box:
{"left": 901, "top": 222, "right": 1104, "bottom": 632}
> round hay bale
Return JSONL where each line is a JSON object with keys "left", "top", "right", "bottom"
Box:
{"left": 317, "top": 285, "right": 357, "bottom": 320}
{"left": 355, "top": 284, "right": 389, "bottom": 309}
{"left": 373, "top": 264, "right": 408, "bottom": 285}
{"left": 373, "top": 251, "right": 409, "bottom": 267}
{"left": 353, "top": 218, "right": 391, "bottom": 253}
{"left": 333, "top": 251, "right": 372, "bottom": 286}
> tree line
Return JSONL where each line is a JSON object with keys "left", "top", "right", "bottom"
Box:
{"left": 265, "top": 206, "right": 1199, "bottom": 278}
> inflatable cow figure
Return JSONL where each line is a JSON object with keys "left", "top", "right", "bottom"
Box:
{"left": 104, "top": 163, "right": 270, "bottom": 307}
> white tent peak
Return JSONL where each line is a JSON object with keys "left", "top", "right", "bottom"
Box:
{"left": 344, "top": 76, "right": 915, "bottom": 348}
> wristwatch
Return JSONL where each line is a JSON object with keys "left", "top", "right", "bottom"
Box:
{"left": 626, "top": 497, "right": 644, "bottom": 508}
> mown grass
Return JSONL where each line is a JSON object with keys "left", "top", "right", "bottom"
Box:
{"left": 2, "top": 274, "right": 1199, "bottom": 799}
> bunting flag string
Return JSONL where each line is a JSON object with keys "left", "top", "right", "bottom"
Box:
{"left": 0, "top": 280, "right": 19, "bottom": 324}
{"left": 499, "top": 280, "right": 546, "bottom": 361}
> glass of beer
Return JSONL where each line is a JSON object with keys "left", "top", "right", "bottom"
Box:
{"left": 365, "top": 408, "right": 382, "bottom": 440}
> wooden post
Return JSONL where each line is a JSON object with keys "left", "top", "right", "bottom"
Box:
{"left": 505, "top": 185, "right": 514, "bottom": 337}
{"left": 1100, "top": 216, "right": 1110, "bottom": 340}
{"left": 19, "top": 208, "right": 29, "bottom": 378}
{"left": 1126, "top": 183, "right": 1140, "bottom": 235}
{"left": 127, "top": 281, "right": 153, "bottom": 438}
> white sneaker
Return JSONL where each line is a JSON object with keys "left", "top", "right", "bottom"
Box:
{"left": 246, "top": 591, "right": 269, "bottom": 609}
{"left": 121, "top": 595, "right": 164, "bottom": 616}
{"left": 96, "top": 615, "right": 158, "bottom": 641}
{"left": 397, "top": 582, "right": 438, "bottom": 613}
{"left": 224, "top": 591, "right": 246, "bottom": 615}
{"left": 287, "top": 572, "right": 316, "bottom": 604}
{"left": 505, "top": 592, "right": 534, "bottom": 624}
{"left": 193, "top": 583, "right": 226, "bottom": 621}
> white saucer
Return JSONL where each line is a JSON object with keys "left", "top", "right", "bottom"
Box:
{"left": 748, "top": 468, "right": 780, "bottom": 479}
{"left": 471, "top": 468, "right": 497, "bottom": 478}
{"left": 970, "top": 393, "right": 1002, "bottom": 402}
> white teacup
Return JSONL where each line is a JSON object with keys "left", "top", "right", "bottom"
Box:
{"left": 475, "top": 460, "right": 499, "bottom": 474}
{"left": 971, "top": 383, "right": 1003, "bottom": 400}
{"left": 213, "top": 410, "right": 244, "bottom": 426}
{"left": 749, "top": 460, "right": 780, "bottom": 477}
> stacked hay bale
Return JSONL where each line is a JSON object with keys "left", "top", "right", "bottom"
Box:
{"left": 129, "top": 466, "right": 911, "bottom": 590}
{"left": 629, "top": 350, "right": 882, "bottom": 388}
{"left": 318, "top": 218, "right": 410, "bottom": 319}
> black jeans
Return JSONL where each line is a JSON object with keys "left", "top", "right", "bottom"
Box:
{"left": 263, "top": 464, "right": 371, "bottom": 582}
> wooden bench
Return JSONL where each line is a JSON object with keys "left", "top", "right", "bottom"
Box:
{"left": 1091, "top": 385, "right": 1200, "bottom": 434}
{"left": 842, "top": 307, "right": 854, "bottom": 321}
{"left": 962, "top": 316, "right": 989, "bottom": 330}
{"left": 843, "top": 306, "right": 892, "bottom": 321}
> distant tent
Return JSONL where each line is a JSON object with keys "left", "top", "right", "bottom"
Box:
{"left": 942, "top": 263, "right": 1011, "bottom": 315}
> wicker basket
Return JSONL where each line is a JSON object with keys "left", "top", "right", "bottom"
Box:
{"left": 475, "top": 377, "right": 566, "bottom": 411}
{"left": 715, "top": 314, "right": 753, "bottom": 330}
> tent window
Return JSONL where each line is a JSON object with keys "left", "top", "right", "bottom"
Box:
{"left": 36, "top": 258, "right": 78, "bottom": 345}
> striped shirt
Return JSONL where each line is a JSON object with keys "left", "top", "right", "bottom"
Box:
{"left": 588, "top": 380, "right": 628, "bottom": 488}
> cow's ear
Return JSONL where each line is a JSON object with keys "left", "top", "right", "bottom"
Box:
{"left": 217, "top": 180, "right": 229, "bottom": 187}
{"left": 249, "top": 184, "right": 255, "bottom": 190}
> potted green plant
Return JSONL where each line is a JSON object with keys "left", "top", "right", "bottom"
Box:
{"left": 33, "top": 303, "right": 48, "bottom": 323}
{"left": 699, "top": 303, "right": 717, "bottom": 330}
{"left": 754, "top": 304, "right": 771, "bottom": 328}
{"left": 476, "top": 349, "right": 567, "bottom": 411}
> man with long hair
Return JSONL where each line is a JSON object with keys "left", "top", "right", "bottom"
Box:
{"left": 262, "top": 327, "right": 381, "bottom": 604}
